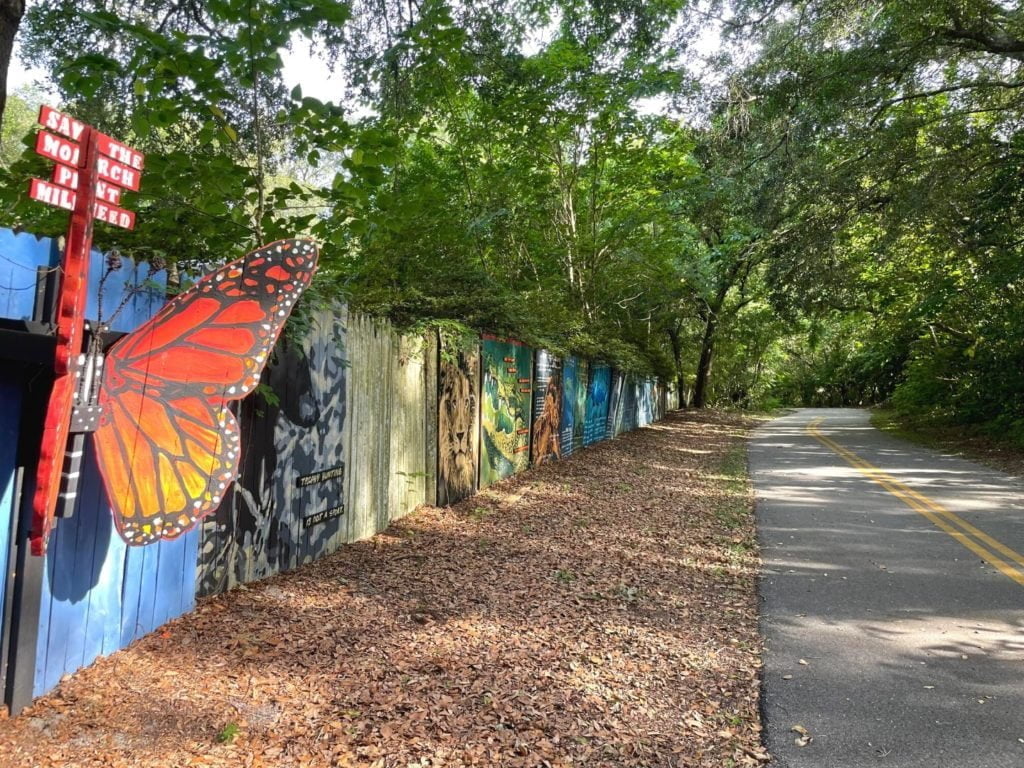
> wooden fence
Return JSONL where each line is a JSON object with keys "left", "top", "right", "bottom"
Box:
{"left": 0, "top": 229, "right": 681, "bottom": 712}
{"left": 0, "top": 230, "right": 199, "bottom": 703}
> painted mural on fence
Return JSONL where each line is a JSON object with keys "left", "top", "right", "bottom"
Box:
{"left": 437, "top": 336, "right": 479, "bottom": 506}
{"left": 531, "top": 350, "right": 561, "bottom": 465}
{"left": 584, "top": 365, "right": 611, "bottom": 445}
{"left": 624, "top": 375, "right": 641, "bottom": 434}
{"left": 91, "top": 239, "right": 319, "bottom": 548}
{"left": 198, "top": 309, "right": 347, "bottom": 596}
{"left": 561, "top": 360, "right": 577, "bottom": 460}
{"left": 560, "top": 357, "right": 578, "bottom": 457}
{"left": 479, "top": 337, "right": 533, "bottom": 488}
{"left": 607, "top": 370, "right": 626, "bottom": 436}
{"left": 643, "top": 379, "right": 658, "bottom": 425}
{"left": 560, "top": 357, "right": 588, "bottom": 456}
{"left": 0, "top": 235, "right": 202, "bottom": 703}
{"left": 572, "top": 358, "right": 588, "bottom": 452}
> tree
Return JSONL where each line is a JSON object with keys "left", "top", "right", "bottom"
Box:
{"left": 0, "top": 0, "right": 25, "bottom": 131}
{"left": 694, "top": 0, "right": 1024, "bottom": 428}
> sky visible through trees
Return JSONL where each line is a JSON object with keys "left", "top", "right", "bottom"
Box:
{"left": 0, "top": 1, "right": 1021, "bottom": 438}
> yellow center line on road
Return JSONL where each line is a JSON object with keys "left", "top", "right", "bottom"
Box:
{"left": 806, "top": 417, "right": 1024, "bottom": 589}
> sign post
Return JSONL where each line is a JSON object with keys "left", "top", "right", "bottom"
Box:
{"left": 26, "top": 107, "right": 144, "bottom": 555}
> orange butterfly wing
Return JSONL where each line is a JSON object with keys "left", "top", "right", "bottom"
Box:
{"left": 93, "top": 239, "right": 319, "bottom": 545}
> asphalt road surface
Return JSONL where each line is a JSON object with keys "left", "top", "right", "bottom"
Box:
{"left": 752, "top": 408, "right": 1024, "bottom": 768}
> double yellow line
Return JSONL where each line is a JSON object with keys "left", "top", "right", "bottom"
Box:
{"left": 806, "top": 418, "right": 1024, "bottom": 588}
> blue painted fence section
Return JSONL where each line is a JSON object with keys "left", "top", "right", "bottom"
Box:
{"left": 0, "top": 378, "right": 22, "bottom": 655}
{"left": 584, "top": 365, "right": 611, "bottom": 446}
{"left": 560, "top": 356, "right": 578, "bottom": 458}
{"left": 0, "top": 230, "right": 60, "bottom": 319}
{"left": 0, "top": 228, "right": 196, "bottom": 699}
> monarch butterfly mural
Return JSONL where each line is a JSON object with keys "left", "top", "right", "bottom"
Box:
{"left": 30, "top": 239, "right": 319, "bottom": 550}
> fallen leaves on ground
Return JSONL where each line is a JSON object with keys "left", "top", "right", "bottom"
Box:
{"left": 0, "top": 411, "right": 768, "bottom": 767}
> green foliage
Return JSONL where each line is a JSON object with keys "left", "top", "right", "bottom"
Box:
{"left": 7, "top": 0, "right": 1022, "bottom": 424}
{"left": 215, "top": 722, "right": 240, "bottom": 745}
{"left": 696, "top": 0, "right": 1024, "bottom": 426}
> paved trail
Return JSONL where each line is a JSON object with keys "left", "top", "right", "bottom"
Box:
{"left": 752, "top": 408, "right": 1024, "bottom": 768}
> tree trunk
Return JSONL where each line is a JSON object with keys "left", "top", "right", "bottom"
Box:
{"left": 0, "top": 0, "right": 25, "bottom": 133}
{"left": 692, "top": 313, "right": 717, "bottom": 408}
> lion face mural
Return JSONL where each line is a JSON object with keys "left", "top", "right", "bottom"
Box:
{"left": 438, "top": 351, "right": 478, "bottom": 505}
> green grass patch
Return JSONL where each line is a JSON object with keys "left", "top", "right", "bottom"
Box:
{"left": 467, "top": 506, "right": 492, "bottom": 522}
{"left": 715, "top": 441, "right": 751, "bottom": 530}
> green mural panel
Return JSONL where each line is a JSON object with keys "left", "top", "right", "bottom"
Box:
{"left": 479, "top": 337, "right": 534, "bottom": 488}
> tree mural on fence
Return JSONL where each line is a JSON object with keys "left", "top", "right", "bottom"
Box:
{"left": 437, "top": 335, "right": 479, "bottom": 506}
{"left": 479, "top": 337, "right": 533, "bottom": 488}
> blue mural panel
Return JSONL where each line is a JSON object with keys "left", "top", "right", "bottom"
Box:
{"left": 560, "top": 357, "right": 589, "bottom": 456}
{"left": 584, "top": 365, "right": 611, "bottom": 445}
{"left": 560, "top": 357, "right": 578, "bottom": 457}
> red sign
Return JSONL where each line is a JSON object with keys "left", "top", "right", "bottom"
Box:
{"left": 95, "top": 155, "right": 141, "bottom": 191}
{"left": 93, "top": 200, "right": 136, "bottom": 230}
{"left": 96, "top": 181, "right": 122, "bottom": 205}
{"left": 28, "top": 106, "right": 145, "bottom": 553}
{"left": 96, "top": 132, "right": 145, "bottom": 171}
{"left": 35, "top": 130, "right": 81, "bottom": 166}
{"left": 51, "top": 166, "right": 123, "bottom": 205}
{"left": 28, "top": 181, "right": 135, "bottom": 229}
{"left": 38, "top": 105, "right": 87, "bottom": 142}
{"left": 29, "top": 178, "right": 76, "bottom": 210}
{"left": 52, "top": 163, "right": 78, "bottom": 189}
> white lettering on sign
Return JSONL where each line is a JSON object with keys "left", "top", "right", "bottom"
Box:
{"left": 52, "top": 164, "right": 79, "bottom": 190}
{"left": 93, "top": 201, "right": 136, "bottom": 230}
{"left": 95, "top": 156, "right": 141, "bottom": 191}
{"left": 29, "top": 178, "right": 76, "bottom": 211}
{"left": 35, "top": 131, "right": 81, "bottom": 166}
{"left": 29, "top": 180, "right": 136, "bottom": 228}
{"left": 96, "top": 132, "right": 145, "bottom": 171}
{"left": 37, "top": 106, "right": 87, "bottom": 142}
{"left": 95, "top": 181, "right": 121, "bottom": 205}
{"left": 50, "top": 167, "right": 120, "bottom": 204}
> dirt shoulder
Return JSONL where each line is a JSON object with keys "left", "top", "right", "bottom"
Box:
{"left": 872, "top": 409, "right": 1024, "bottom": 478}
{"left": 0, "top": 411, "right": 767, "bottom": 768}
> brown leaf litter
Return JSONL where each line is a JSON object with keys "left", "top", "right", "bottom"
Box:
{"left": 0, "top": 410, "right": 769, "bottom": 767}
